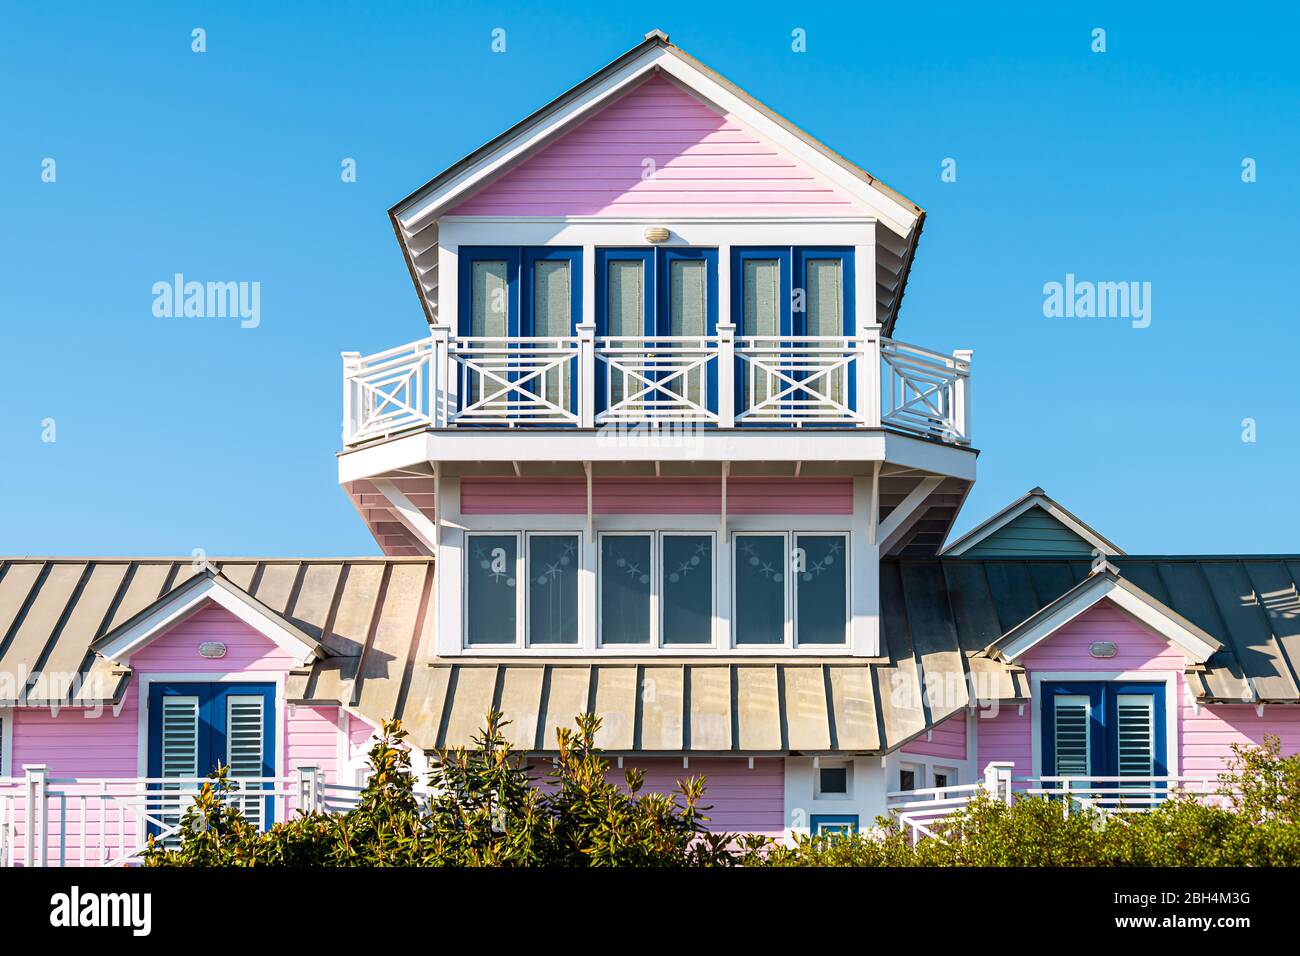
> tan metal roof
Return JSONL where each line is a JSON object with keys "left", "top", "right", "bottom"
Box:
{"left": 0, "top": 556, "right": 1024, "bottom": 753}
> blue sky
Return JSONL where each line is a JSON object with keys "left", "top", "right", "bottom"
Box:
{"left": 3, "top": 2, "right": 1297, "bottom": 556}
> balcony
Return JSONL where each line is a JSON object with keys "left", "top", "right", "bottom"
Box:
{"left": 342, "top": 328, "right": 972, "bottom": 447}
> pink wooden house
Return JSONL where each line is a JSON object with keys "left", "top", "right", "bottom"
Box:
{"left": 2, "top": 30, "right": 1296, "bottom": 864}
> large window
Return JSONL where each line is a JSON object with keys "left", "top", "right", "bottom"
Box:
{"left": 465, "top": 533, "right": 521, "bottom": 646}
{"left": 466, "top": 532, "right": 580, "bottom": 647}
{"left": 733, "top": 532, "right": 848, "bottom": 647}
{"left": 597, "top": 531, "right": 715, "bottom": 647}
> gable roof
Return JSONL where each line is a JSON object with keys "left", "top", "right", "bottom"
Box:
{"left": 942, "top": 487, "right": 1123, "bottom": 557}
{"left": 389, "top": 29, "right": 925, "bottom": 334}
{"left": 92, "top": 567, "right": 327, "bottom": 666}
{"left": 980, "top": 561, "right": 1220, "bottom": 664}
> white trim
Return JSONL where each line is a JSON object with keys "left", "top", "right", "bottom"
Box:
{"left": 134, "top": 672, "right": 287, "bottom": 782}
{"left": 438, "top": 219, "right": 876, "bottom": 254}
{"left": 0, "top": 709, "right": 12, "bottom": 778}
{"left": 1027, "top": 670, "right": 1181, "bottom": 778}
{"left": 996, "top": 579, "right": 1218, "bottom": 664}
{"left": 98, "top": 579, "right": 322, "bottom": 667}
{"left": 942, "top": 494, "right": 1122, "bottom": 556}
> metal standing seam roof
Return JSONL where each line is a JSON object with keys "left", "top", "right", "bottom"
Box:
{"left": 1, "top": 556, "right": 1296, "bottom": 751}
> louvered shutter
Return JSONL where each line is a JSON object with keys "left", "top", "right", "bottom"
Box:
{"left": 226, "top": 695, "right": 267, "bottom": 830}
{"left": 1116, "top": 694, "right": 1155, "bottom": 787}
{"left": 1052, "top": 695, "right": 1092, "bottom": 777}
{"left": 159, "top": 696, "right": 200, "bottom": 843}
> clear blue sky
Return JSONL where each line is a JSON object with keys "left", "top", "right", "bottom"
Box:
{"left": 3, "top": 2, "right": 1297, "bottom": 556}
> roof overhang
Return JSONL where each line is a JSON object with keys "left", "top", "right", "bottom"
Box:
{"left": 982, "top": 564, "right": 1220, "bottom": 665}
{"left": 942, "top": 487, "right": 1123, "bottom": 556}
{"left": 93, "top": 570, "right": 328, "bottom": 666}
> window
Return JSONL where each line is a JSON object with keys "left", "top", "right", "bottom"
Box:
{"left": 810, "top": 814, "right": 859, "bottom": 837}
{"left": 465, "top": 533, "right": 521, "bottom": 646}
{"left": 816, "top": 763, "right": 851, "bottom": 798}
{"left": 660, "top": 533, "right": 714, "bottom": 645}
{"left": 458, "top": 247, "right": 582, "bottom": 414}
{"left": 794, "top": 534, "right": 848, "bottom": 645}
{"left": 595, "top": 247, "right": 718, "bottom": 415}
{"left": 1041, "top": 682, "right": 1166, "bottom": 782}
{"left": 599, "top": 534, "right": 652, "bottom": 645}
{"left": 932, "top": 768, "right": 956, "bottom": 790}
{"left": 899, "top": 764, "right": 921, "bottom": 792}
{"left": 733, "top": 532, "right": 849, "bottom": 647}
{"left": 598, "top": 532, "right": 716, "bottom": 648}
{"left": 527, "top": 533, "right": 579, "bottom": 645}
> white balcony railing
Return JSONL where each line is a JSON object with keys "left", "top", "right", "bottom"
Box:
{"left": 342, "top": 327, "right": 972, "bottom": 446}
{"left": 885, "top": 764, "right": 1224, "bottom": 845}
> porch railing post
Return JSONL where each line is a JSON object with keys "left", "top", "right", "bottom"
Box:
{"left": 23, "top": 764, "right": 48, "bottom": 868}
{"left": 341, "top": 351, "right": 361, "bottom": 444}
{"left": 430, "top": 325, "right": 451, "bottom": 427}
{"left": 577, "top": 323, "right": 596, "bottom": 428}
{"left": 862, "top": 330, "right": 882, "bottom": 427}
{"left": 297, "top": 765, "right": 320, "bottom": 815}
{"left": 982, "top": 761, "right": 1014, "bottom": 805}
{"left": 950, "top": 348, "right": 973, "bottom": 442}
{"left": 716, "top": 324, "right": 736, "bottom": 428}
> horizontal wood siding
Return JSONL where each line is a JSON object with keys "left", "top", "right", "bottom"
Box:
{"left": 962, "top": 508, "right": 1095, "bottom": 557}
{"left": 612, "top": 757, "right": 785, "bottom": 835}
{"left": 459, "top": 476, "right": 852, "bottom": 515}
{"left": 448, "top": 75, "right": 860, "bottom": 217}
{"left": 901, "top": 712, "right": 966, "bottom": 759}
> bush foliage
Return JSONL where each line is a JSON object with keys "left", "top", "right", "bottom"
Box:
{"left": 145, "top": 719, "right": 1300, "bottom": 867}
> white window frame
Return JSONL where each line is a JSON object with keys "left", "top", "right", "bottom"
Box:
{"left": 596, "top": 531, "right": 656, "bottom": 649}
{"left": 732, "top": 531, "right": 850, "bottom": 649}
{"left": 898, "top": 761, "right": 923, "bottom": 793}
{"left": 524, "top": 531, "right": 582, "bottom": 648}
{"left": 464, "top": 531, "right": 525, "bottom": 649}
{"left": 814, "top": 759, "right": 853, "bottom": 799}
{"left": 931, "top": 766, "right": 958, "bottom": 789}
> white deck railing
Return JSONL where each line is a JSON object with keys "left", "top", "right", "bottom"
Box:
{"left": 342, "top": 328, "right": 972, "bottom": 446}
{"left": 885, "top": 763, "right": 1224, "bottom": 845}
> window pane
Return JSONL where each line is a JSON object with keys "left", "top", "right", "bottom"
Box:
{"left": 661, "top": 535, "right": 712, "bottom": 645}
{"left": 819, "top": 767, "right": 848, "bottom": 795}
{"left": 743, "top": 259, "right": 780, "bottom": 409}
{"left": 805, "top": 259, "right": 844, "bottom": 407}
{"left": 528, "top": 535, "right": 579, "bottom": 645}
{"left": 669, "top": 258, "right": 707, "bottom": 407}
{"left": 735, "top": 534, "right": 786, "bottom": 646}
{"left": 804, "top": 259, "right": 842, "bottom": 336}
{"left": 467, "top": 534, "right": 517, "bottom": 645}
{"left": 600, "top": 534, "right": 652, "bottom": 645}
{"left": 795, "top": 534, "right": 847, "bottom": 645}
{"left": 606, "top": 259, "right": 644, "bottom": 406}
{"left": 532, "top": 260, "right": 571, "bottom": 408}
{"left": 899, "top": 768, "right": 916, "bottom": 791}
{"left": 471, "top": 261, "right": 509, "bottom": 337}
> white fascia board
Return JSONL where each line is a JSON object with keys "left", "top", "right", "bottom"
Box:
{"left": 97, "top": 580, "right": 324, "bottom": 666}
{"left": 997, "top": 578, "right": 1218, "bottom": 664}
{"left": 397, "top": 46, "right": 917, "bottom": 237}
{"left": 438, "top": 218, "right": 876, "bottom": 249}
{"left": 943, "top": 495, "right": 1116, "bottom": 556}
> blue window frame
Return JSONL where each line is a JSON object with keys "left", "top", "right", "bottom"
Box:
{"left": 595, "top": 247, "right": 719, "bottom": 416}
{"left": 147, "top": 682, "right": 276, "bottom": 833}
{"left": 458, "top": 247, "right": 582, "bottom": 415}
{"left": 1041, "top": 681, "right": 1166, "bottom": 784}
{"left": 731, "top": 247, "right": 855, "bottom": 417}
{"left": 810, "top": 814, "right": 859, "bottom": 836}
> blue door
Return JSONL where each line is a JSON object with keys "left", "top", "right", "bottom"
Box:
{"left": 147, "top": 682, "right": 276, "bottom": 834}
{"left": 595, "top": 248, "right": 655, "bottom": 414}
{"left": 1041, "top": 681, "right": 1166, "bottom": 786}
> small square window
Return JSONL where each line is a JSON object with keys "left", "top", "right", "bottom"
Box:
{"left": 899, "top": 767, "right": 917, "bottom": 792}
{"left": 818, "top": 766, "right": 848, "bottom": 795}
{"left": 933, "top": 768, "right": 956, "bottom": 789}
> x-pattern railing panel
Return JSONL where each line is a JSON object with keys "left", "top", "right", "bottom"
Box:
{"left": 736, "top": 336, "right": 861, "bottom": 425}
{"left": 451, "top": 337, "right": 579, "bottom": 426}
{"left": 881, "top": 339, "right": 970, "bottom": 443}
{"left": 596, "top": 336, "right": 718, "bottom": 424}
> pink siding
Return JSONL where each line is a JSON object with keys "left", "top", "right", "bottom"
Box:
{"left": 973, "top": 602, "right": 1300, "bottom": 778}
{"left": 449, "top": 75, "right": 860, "bottom": 217}
{"left": 459, "top": 476, "right": 852, "bottom": 515}
{"left": 902, "top": 712, "right": 967, "bottom": 760}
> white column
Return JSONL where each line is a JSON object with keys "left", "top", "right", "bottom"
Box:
{"left": 23, "top": 764, "right": 48, "bottom": 868}
{"left": 716, "top": 323, "right": 736, "bottom": 428}
{"left": 577, "top": 324, "right": 596, "bottom": 428}
{"left": 341, "top": 352, "right": 361, "bottom": 443}
{"left": 435, "top": 478, "right": 464, "bottom": 657}
{"left": 852, "top": 476, "right": 881, "bottom": 656}
{"left": 951, "top": 348, "right": 973, "bottom": 442}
